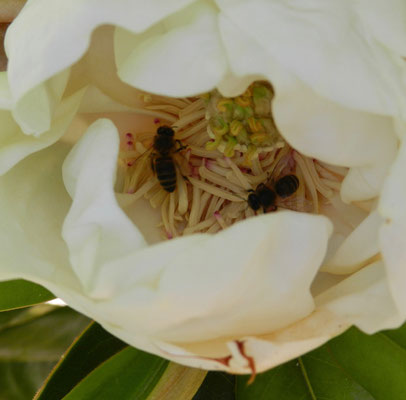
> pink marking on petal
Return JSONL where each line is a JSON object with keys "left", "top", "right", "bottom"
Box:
{"left": 166, "top": 231, "right": 173, "bottom": 239}
{"left": 125, "top": 132, "right": 133, "bottom": 139}
{"left": 127, "top": 189, "right": 135, "bottom": 194}
{"left": 214, "top": 211, "right": 221, "bottom": 219}
{"left": 154, "top": 118, "right": 160, "bottom": 124}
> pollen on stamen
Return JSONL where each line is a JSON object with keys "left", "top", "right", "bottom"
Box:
{"left": 116, "top": 81, "right": 349, "bottom": 239}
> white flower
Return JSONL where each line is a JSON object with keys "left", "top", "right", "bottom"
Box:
{"left": 1, "top": 0, "right": 406, "bottom": 373}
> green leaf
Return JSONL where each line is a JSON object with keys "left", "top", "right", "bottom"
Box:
{"left": 0, "top": 305, "right": 57, "bottom": 333}
{"left": 0, "top": 361, "right": 54, "bottom": 400}
{"left": 0, "top": 280, "right": 54, "bottom": 311}
{"left": 236, "top": 359, "right": 313, "bottom": 400}
{"left": 35, "top": 322, "right": 127, "bottom": 400}
{"left": 236, "top": 325, "right": 406, "bottom": 400}
{"left": 0, "top": 307, "right": 89, "bottom": 362}
{"left": 193, "top": 372, "right": 235, "bottom": 400}
{"left": 62, "top": 347, "right": 169, "bottom": 400}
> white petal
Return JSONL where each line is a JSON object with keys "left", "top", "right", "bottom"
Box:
{"left": 322, "top": 211, "right": 383, "bottom": 274}
{"left": 272, "top": 78, "right": 397, "bottom": 168}
{"left": 273, "top": 79, "right": 398, "bottom": 202}
{"left": 59, "top": 119, "right": 333, "bottom": 343}
{"left": 95, "top": 212, "right": 332, "bottom": 343}
{"left": 229, "top": 261, "right": 402, "bottom": 374}
{"left": 216, "top": 0, "right": 406, "bottom": 116}
{"left": 0, "top": 72, "right": 12, "bottom": 110}
{"left": 115, "top": 1, "right": 227, "bottom": 96}
{"left": 5, "top": 0, "right": 197, "bottom": 133}
{"left": 380, "top": 137, "right": 406, "bottom": 319}
{"left": 0, "top": 89, "right": 84, "bottom": 175}
{"left": 356, "top": 0, "right": 406, "bottom": 55}
{"left": 0, "top": 142, "right": 77, "bottom": 286}
{"left": 62, "top": 118, "right": 147, "bottom": 297}
{"left": 218, "top": 12, "right": 398, "bottom": 204}
{"left": 132, "top": 261, "right": 401, "bottom": 373}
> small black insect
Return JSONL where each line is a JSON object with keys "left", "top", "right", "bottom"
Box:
{"left": 151, "top": 126, "right": 186, "bottom": 193}
{"left": 247, "top": 174, "right": 300, "bottom": 213}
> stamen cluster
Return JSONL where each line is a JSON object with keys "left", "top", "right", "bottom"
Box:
{"left": 205, "top": 82, "right": 284, "bottom": 164}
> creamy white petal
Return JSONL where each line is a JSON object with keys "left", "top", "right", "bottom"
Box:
{"left": 380, "top": 137, "right": 406, "bottom": 319}
{"left": 0, "top": 89, "right": 84, "bottom": 175}
{"left": 0, "top": 72, "right": 12, "bottom": 110}
{"left": 322, "top": 211, "right": 383, "bottom": 274}
{"left": 130, "top": 261, "right": 401, "bottom": 373}
{"left": 115, "top": 1, "right": 227, "bottom": 96}
{"left": 356, "top": 0, "right": 406, "bottom": 55}
{"left": 219, "top": 14, "right": 398, "bottom": 204}
{"left": 62, "top": 118, "right": 147, "bottom": 297}
{"left": 5, "top": 0, "right": 197, "bottom": 133}
{"left": 272, "top": 78, "right": 398, "bottom": 168}
{"left": 92, "top": 211, "right": 332, "bottom": 343}
{"left": 59, "top": 118, "right": 333, "bottom": 343}
{"left": 0, "top": 142, "right": 78, "bottom": 287}
{"left": 216, "top": 0, "right": 406, "bottom": 116}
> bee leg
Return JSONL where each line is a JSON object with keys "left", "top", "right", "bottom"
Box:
{"left": 175, "top": 140, "right": 188, "bottom": 153}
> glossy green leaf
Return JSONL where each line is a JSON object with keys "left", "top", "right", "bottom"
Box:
{"left": 0, "top": 361, "right": 54, "bottom": 400}
{"left": 35, "top": 322, "right": 127, "bottom": 400}
{"left": 0, "top": 280, "right": 54, "bottom": 311}
{"left": 0, "top": 305, "right": 57, "bottom": 333}
{"left": 237, "top": 325, "right": 406, "bottom": 400}
{"left": 236, "top": 359, "right": 313, "bottom": 400}
{"left": 193, "top": 372, "right": 235, "bottom": 400}
{"left": 62, "top": 347, "right": 169, "bottom": 400}
{"left": 0, "top": 307, "right": 89, "bottom": 362}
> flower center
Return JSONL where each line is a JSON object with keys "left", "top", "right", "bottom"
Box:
{"left": 117, "top": 82, "right": 347, "bottom": 239}
{"left": 205, "top": 82, "right": 283, "bottom": 162}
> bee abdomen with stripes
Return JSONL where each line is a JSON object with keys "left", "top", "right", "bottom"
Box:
{"left": 155, "top": 155, "right": 177, "bottom": 193}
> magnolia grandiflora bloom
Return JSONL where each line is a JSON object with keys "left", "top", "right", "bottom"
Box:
{"left": 1, "top": 0, "right": 406, "bottom": 374}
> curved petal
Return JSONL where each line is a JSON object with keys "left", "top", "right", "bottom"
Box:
{"left": 322, "top": 211, "right": 383, "bottom": 274}
{"left": 216, "top": 0, "right": 406, "bottom": 116}
{"left": 60, "top": 118, "right": 333, "bottom": 344}
{"left": 272, "top": 78, "right": 398, "bottom": 169}
{"left": 115, "top": 1, "right": 228, "bottom": 96}
{"left": 218, "top": 14, "right": 399, "bottom": 202}
{"left": 0, "top": 88, "right": 84, "bottom": 175}
{"left": 0, "top": 141, "right": 78, "bottom": 287}
{"left": 5, "top": 0, "right": 197, "bottom": 133}
{"left": 380, "top": 137, "right": 406, "bottom": 319}
{"left": 356, "top": 0, "right": 406, "bottom": 56}
{"left": 122, "top": 261, "right": 401, "bottom": 373}
{"left": 62, "top": 118, "right": 147, "bottom": 297}
{"left": 0, "top": 72, "right": 12, "bottom": 109}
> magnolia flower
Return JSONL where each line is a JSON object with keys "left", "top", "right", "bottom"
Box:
{"left": 1, "top": 0, "right": 406, "bottom": 374}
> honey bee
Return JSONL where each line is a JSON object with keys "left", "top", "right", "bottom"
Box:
{"left": 247, "top": 174, "right": 302, "bottom": 213}
{"left": 151, "top": 126, "right": 186, "bottom": 193}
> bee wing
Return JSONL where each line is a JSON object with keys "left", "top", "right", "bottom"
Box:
{"left": 266, "top": 148, "right": 295, "bottom": 185}
{"left": 275, "top": 194, "right": 314, "bottom": 213}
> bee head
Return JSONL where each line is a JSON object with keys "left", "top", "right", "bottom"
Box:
{"left": 247, "top": 193, "right": 261, "bottom": 211}
{"left": 157, "top": 126, "right": 175, "bottom": 137}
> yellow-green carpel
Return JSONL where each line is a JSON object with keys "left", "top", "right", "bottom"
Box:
{"left": 205, "top": 82, "right": 284, "bottom": 160}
